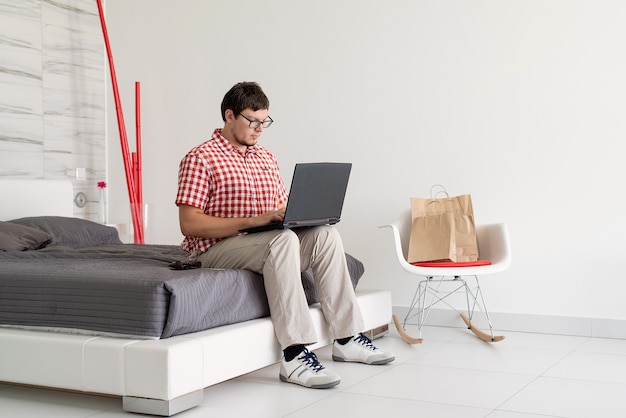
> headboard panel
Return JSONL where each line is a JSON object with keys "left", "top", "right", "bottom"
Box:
{"left": 0, "top": 180, "right": 74, "bottom": 220}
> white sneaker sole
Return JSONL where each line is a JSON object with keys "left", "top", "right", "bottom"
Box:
{"left": 279, "top": 373, "right": 340, "bottom": 389}
{"left": 332, "top": 354, "right": 395, "bottom": 365}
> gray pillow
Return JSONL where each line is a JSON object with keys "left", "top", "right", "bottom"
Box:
{"left": 8, "top": 216, "right": 122, "bottom": 248}
{"left": 0, "top": 221, "right": 53, "bottom": 251}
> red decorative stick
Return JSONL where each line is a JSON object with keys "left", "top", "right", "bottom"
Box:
{"left": 135, "top": 81, "right": 143, "bottom": 218}
{"left": 96, "top": 0, "right": 144, "bottom": 243}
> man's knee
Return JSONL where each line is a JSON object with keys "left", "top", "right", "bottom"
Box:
{"left": 312, "top": 225, "right": 342, "bottom": 245}
{"left": 269, "top": 228, "right": 300, "bottom": 250}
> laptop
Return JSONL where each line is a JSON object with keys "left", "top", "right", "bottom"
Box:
{"left": 239, "top": 162, "right": 352, "bottom": 234}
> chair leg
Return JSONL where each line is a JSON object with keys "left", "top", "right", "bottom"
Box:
{"left": 416, "top": 279, "right": 429, "bottom": 337}
{"left": 402, "top": 279, "right": 423, "bottom": 330}
{"left": 416, "top": 277, "right": 458, "bottom": 335}
{"left": 461, "top": 276, "right": 505, "bottom": 342}
{"left": 415, "top": 276, "right": 448, "bottom": 337}
{"left": 394, "top": 277, "right": 443, "bottom": 344}
{"left": 393, "top": 280, "right": 425, "bottom": 344}
{"left": 396, "top": 275, "right": 504, "bottom": 344}
{"left": 406, "top": 276, "right": 464, "bottom": 336}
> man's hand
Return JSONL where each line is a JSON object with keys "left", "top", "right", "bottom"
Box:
{"left": 259, "top": 207, "right": 285, "bottom": 224}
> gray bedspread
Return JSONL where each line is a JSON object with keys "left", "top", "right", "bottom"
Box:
{"left": 0, "top": 245, "right": 364, "bottom": 338}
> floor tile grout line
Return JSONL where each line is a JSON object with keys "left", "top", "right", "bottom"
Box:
{"left": 487, "top": 335, "right": 594, "bottom": 417}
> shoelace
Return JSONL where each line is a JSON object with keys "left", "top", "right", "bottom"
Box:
{"left": 354, "top": 333, "right": 378, "bottom": 351}
{"left": 297, "top": 349, "right": 325, "bottom": 372}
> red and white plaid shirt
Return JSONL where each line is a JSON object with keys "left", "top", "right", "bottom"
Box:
{"left": 176, "top": 129, "right": 288, "bottom": 254}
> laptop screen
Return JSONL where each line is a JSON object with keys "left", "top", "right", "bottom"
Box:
{"left": 283, "top": 163, "right": 352, "bottom": 225}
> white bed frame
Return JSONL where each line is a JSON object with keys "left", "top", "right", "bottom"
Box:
{"left": 0, "top": 180, "right": 392, "bottom": 416}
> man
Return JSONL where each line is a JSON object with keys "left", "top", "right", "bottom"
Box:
{"left": 175, "top": 81, "right": 394, "bottom": 389}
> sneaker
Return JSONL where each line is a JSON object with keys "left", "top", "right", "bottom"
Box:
{"left": 332, "top": 333, "right": 395, "bottom": 365}
{"left": 279, "top": 347, "right": 341, "bottom": 389}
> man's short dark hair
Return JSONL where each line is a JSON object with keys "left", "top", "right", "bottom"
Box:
{"left": 221, "top": 82, "right": 270, "bottom": 121}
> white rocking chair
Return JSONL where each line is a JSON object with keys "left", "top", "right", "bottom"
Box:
{"left": 381, "top": 209, "right": 512, "bottom": 343}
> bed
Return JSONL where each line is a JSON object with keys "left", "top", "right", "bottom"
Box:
{"left": 0, "top": 179, "right": 392, "bottom": 416}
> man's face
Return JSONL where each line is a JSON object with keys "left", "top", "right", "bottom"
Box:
{"left": 225, "top": 108, "right": 269, "bottom": 150}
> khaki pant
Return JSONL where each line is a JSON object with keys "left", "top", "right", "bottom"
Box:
{"left": 193, "top": 225, "right": 365, "bottom": 349}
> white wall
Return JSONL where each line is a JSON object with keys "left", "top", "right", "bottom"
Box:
{"left": 105, "top": 1, "right": 626, "bottom": 325}
{"left": 0, "top": 0, "right": 105, "bottom": 217}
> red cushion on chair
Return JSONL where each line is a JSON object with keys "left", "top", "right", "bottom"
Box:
{"left": 411, "top": 259, "right": 492, "bottom": 267}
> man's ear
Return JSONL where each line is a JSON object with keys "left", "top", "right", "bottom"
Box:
{"left": 224, "top": 109, "right": 235, "bottom": 123}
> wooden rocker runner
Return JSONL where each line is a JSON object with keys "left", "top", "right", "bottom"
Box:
{"left": 460, "top": 313, "right": 505, "bottom": 343}
{"left": 392, "top": 312, "right": 505, "bottom": 344}
{"left": 393, "top": 314, "right": 423, "bottom": 344}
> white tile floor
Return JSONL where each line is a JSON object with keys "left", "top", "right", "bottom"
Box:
{"left": 2, "top": 323, "right": 626, "bottom": 417}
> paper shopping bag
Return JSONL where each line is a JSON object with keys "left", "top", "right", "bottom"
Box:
{"left": 408, "top": 187, "right": 479, "bottom": 263}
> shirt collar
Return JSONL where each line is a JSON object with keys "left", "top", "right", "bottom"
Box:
{"left": 212, "top": 128, "right": 258, "bottom": 155}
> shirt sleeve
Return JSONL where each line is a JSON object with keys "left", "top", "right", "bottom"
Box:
{"left": 175, "top": 152, "right": 210, "bottom": 210}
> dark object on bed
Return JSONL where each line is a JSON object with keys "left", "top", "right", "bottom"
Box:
{"left": 0, "top": 217, "right": 364, "bottom": 339}
{"left": 169, "top": 260, "right": 202, "bottom": 270}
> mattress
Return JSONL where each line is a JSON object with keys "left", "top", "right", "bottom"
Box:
{"left": 0, "top": 244, "right": 364, "bottom": 339}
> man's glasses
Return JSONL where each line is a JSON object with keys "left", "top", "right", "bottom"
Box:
{"left": 239, "top": 114, "right": 273, "bottom": 129}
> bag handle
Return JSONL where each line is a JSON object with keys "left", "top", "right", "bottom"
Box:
{"left": 428, "top": 184, "right": 463, "bottom": 212}
{"left": 430, "top": 184, "right": 449, "bottom": 199}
